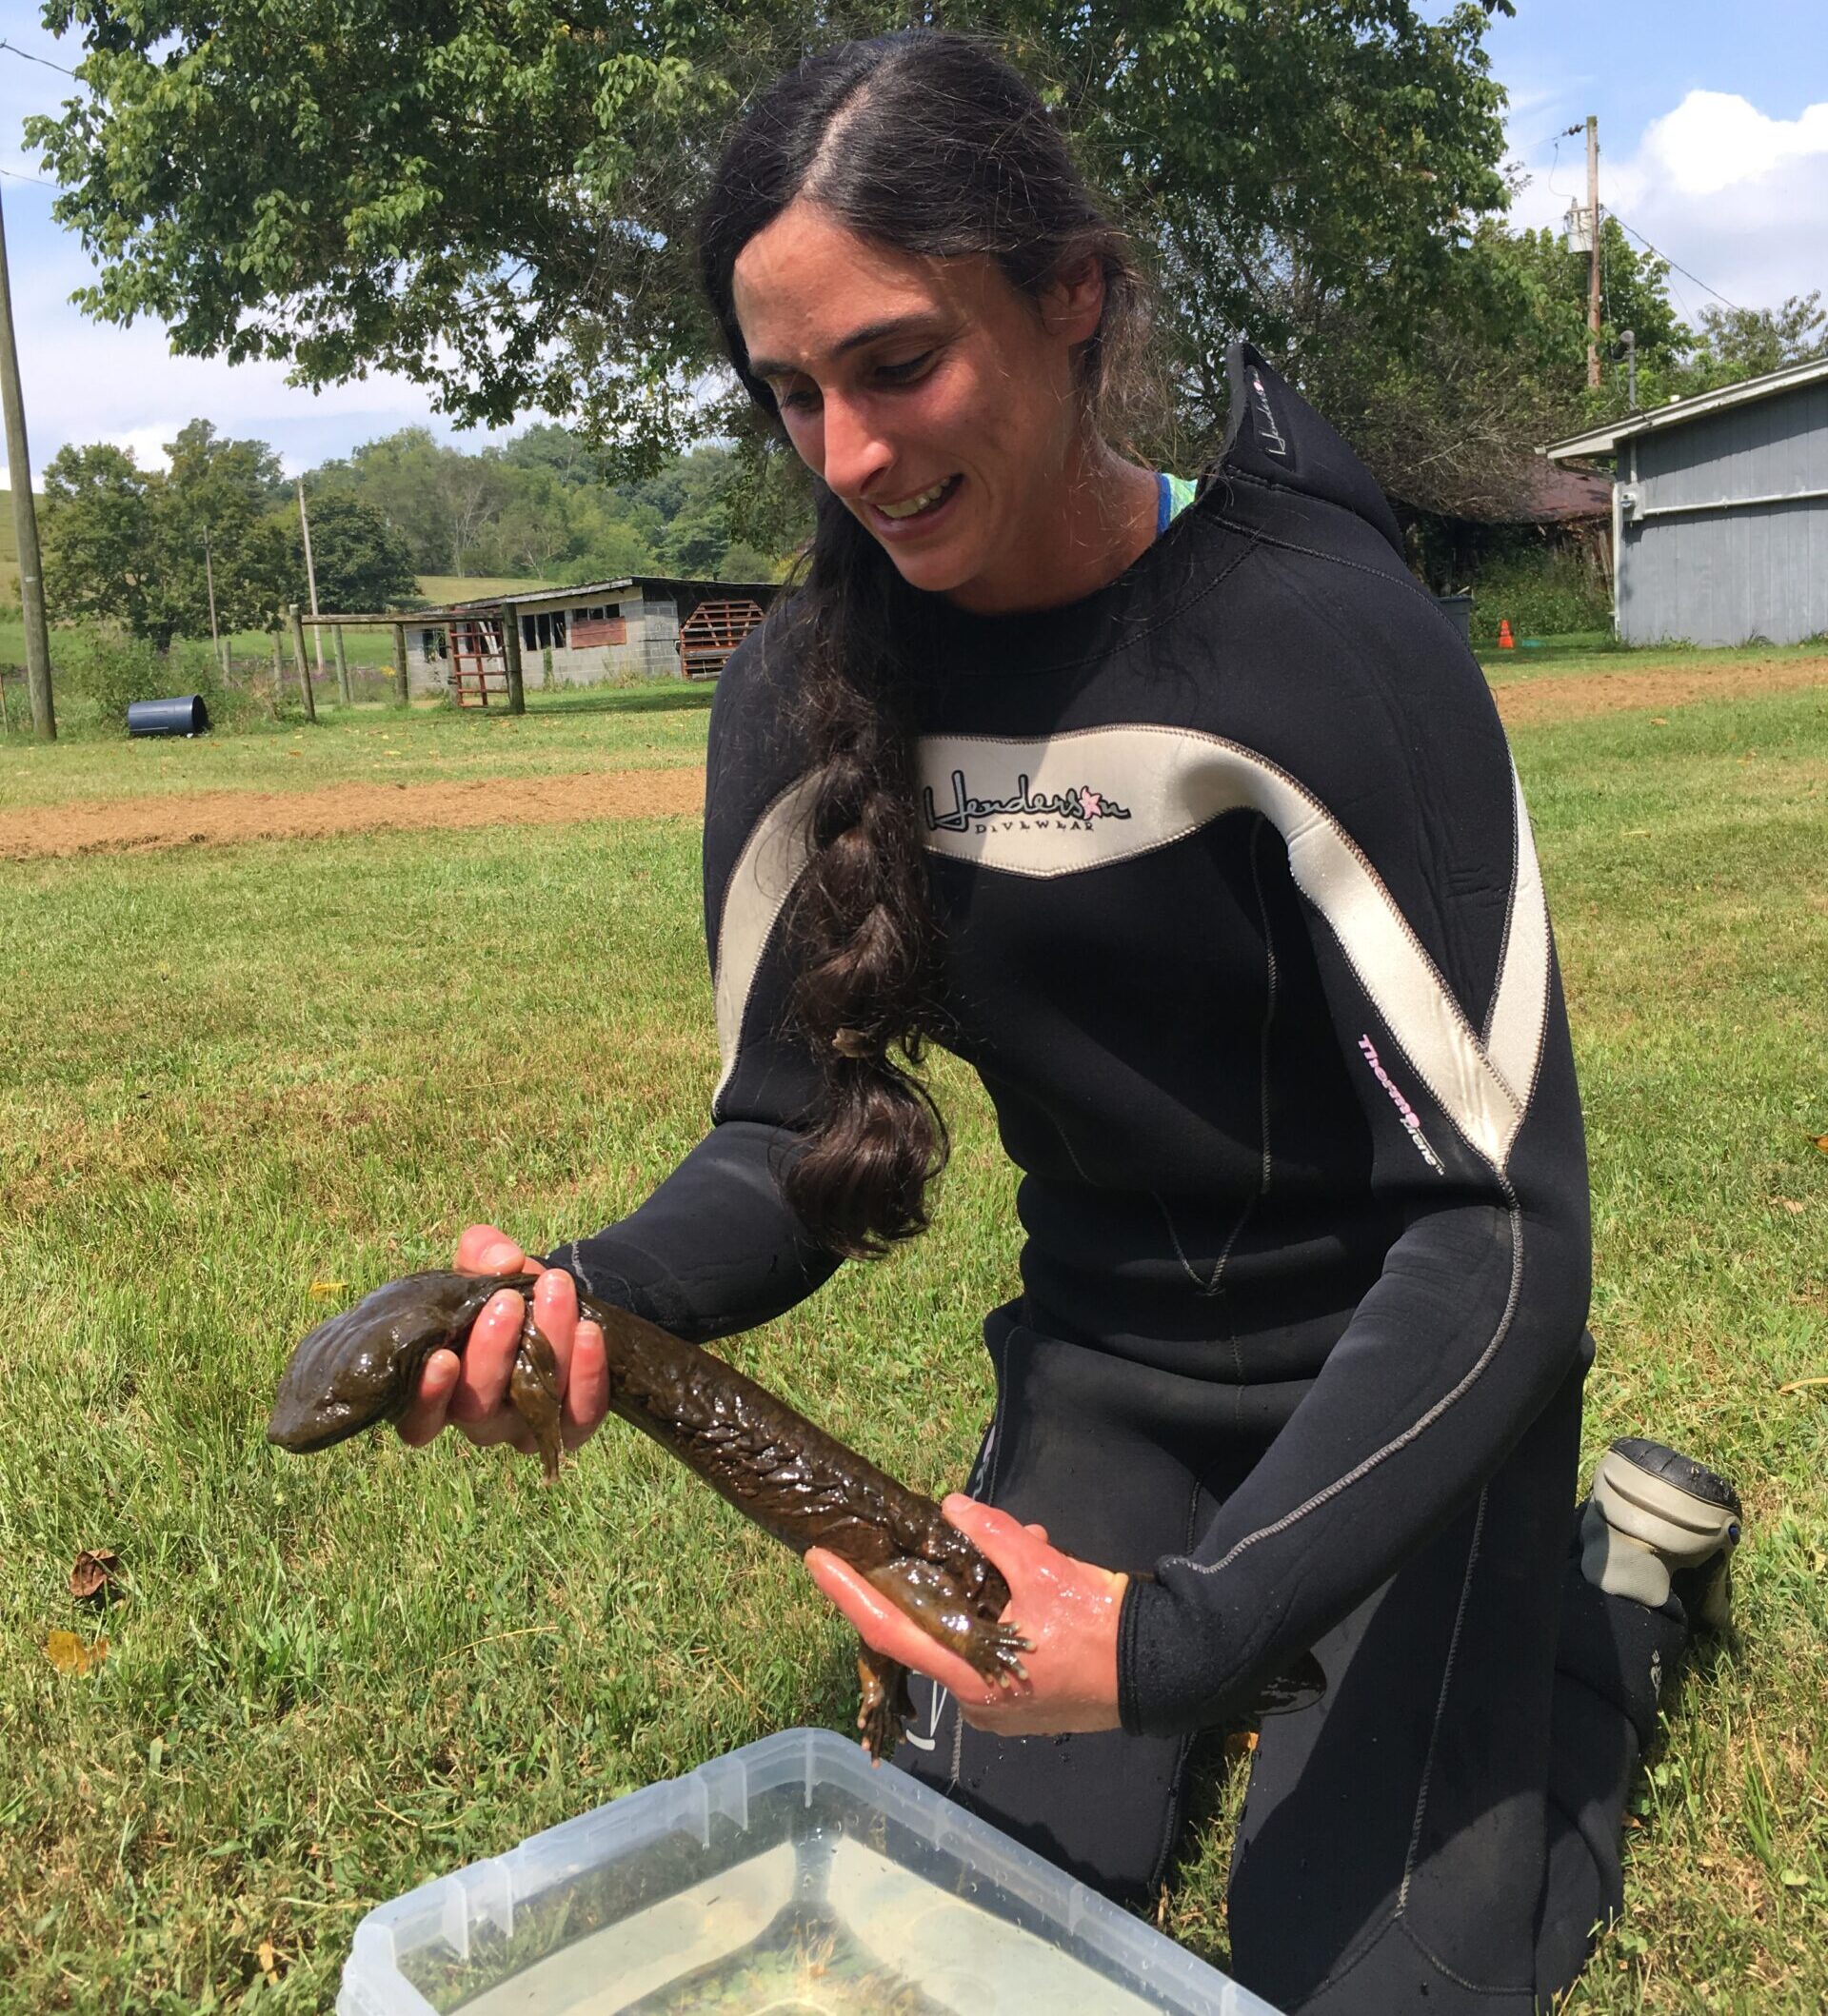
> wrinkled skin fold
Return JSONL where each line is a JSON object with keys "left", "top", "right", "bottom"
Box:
{"left": 268, "top": 1270, "right": 1028, "bottom": 1757}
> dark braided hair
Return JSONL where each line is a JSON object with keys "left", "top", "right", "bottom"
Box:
{"left": 698, "top": 31, "right": 1149, "bottom": 1257}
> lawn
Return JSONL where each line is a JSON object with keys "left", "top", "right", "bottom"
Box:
{"left": 0, "top": 681, "right": 715, "bottom": 809}
{"left": 0, "top": 670, "right": 1823, "bottom": 2011}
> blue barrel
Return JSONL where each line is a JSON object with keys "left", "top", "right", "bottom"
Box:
{"left": 127, "top": 695, "right": 211, "bottom": 738}
{"left": 1432, "top": 592, "right": 1473, "bottom": 644}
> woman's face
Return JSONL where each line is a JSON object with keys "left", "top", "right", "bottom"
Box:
{"left": 731, "top": 201, "right": 1106, "bottom": 612}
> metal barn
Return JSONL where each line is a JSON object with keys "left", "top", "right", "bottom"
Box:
{"left": 1541, "top": 359, "right": 1828, "bottom": 647}
{"left": 407, "top": 575, "right": 778, "bottom": 699}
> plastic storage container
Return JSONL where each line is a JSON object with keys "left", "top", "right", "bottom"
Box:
{"left": 336, "top": 1727, "right": 1282, "bottom": 2016}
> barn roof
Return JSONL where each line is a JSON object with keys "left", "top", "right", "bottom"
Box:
{"left": 427, "top": 576, "right": 781, "bottom": 615}
{"left": 1541, "top": 356, "right": 1828, "bottom": 462}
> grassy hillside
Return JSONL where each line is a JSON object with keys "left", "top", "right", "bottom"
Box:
{"left": 0, "top": 488, "right": 39, "bottom": 605}
{"left": 416, "top": 573, "right": 555, "bottom": 605}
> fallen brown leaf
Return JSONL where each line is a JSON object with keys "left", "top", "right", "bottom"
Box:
{"left": 70, "top": 1549, "right": 120, "bottom": 1606}
{"left": 1778, "top": 1376, "right": 1828, "bottom": 1395}
{"left": 44, "top": 1631, "right": 108, "bottom": 1675}
{"left": 257, "top": 1939, "right": 280, "bottom": 1986}
{"left": 1778, "top": 1198, "right": 1807, "bottom": 1216}
{"left": 1813, "top": 1134, "right": 1828, "bottom": 1155}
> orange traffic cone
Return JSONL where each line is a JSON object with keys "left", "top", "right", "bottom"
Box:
{"left": 1498, "top": 620, "right": 1516, "bottom": 650}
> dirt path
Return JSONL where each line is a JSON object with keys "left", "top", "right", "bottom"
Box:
{"left": 0, "top": 766, "right": 705, "bottom": 862}
{"left": 1491, "top": 655, "right": 1828, "bottom": 726}
{"left": 7, "top": 656, "right": 1823, "bottom": 861}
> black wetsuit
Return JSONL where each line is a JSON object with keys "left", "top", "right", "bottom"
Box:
{"left": 548, "top": 346, "right": 1683, "bottom": 2014}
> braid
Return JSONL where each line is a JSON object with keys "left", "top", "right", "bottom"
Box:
{"left": 777, "top": 492, "right": 948, "bottom": 1257}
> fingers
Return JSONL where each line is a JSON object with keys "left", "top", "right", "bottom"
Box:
{"left": 530, "top": 1268, "right": 577, "bottom": 1393}
{"left": 454, "top": 1222, "right": 540, "bottom": 1278}
{"left": 942, "top": 1494, "right": 1041, "bottom": 1578}
{"left": 397, "top": 1347, "right": 461, "bottom": 1447}
{"left": 566, "top": 1316, "right": 610, "bottom": 1450}
{"left": 805, "top": 1549, "right": 1006, "bottom": 1706}
{"left": 447, "top": 1287, "right": 528, "bottom": 1433}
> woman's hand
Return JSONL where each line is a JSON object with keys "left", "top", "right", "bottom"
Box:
{"left": 394, "top": 1223, "right": 611, "bottom": 1459}
{"left": 805, "top": 1494, "right": 1127, "bottom": 1738}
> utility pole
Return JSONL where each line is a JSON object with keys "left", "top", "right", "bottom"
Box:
{"left": 202, "top": 524, "right": 227, "bottom": 676}
{"left": 0, "top": 181, "right": 54, "bottom": 740}
{"left": 288, "top": 601, "right": 317, "bottom": 722}
{"left": 296, "top": 477, "right": 327, "bottom": 687}
{"left": 1586, "top": 113, "right": 1601, "bottom": 391}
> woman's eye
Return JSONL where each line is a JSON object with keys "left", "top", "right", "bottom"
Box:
{"left": 775, "top": 384, "right": 820, "bottom": 413}
{"left": 876, "top": 351, "right": 933, "bottom": 385}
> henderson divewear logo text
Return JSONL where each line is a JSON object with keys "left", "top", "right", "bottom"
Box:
{"left": 924, "top": 766, "right": 1134, "bottom": 835}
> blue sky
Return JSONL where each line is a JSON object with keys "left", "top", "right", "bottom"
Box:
{"left": 2, "top": 3, "right": 1824, "bottom": 487}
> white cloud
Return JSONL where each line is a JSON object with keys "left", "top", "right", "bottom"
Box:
{"left": 1507, "top": 90, "right": 1828, "bottom": 323}
{"left": 1639, "top": 90, "right": 1828, "bottom": 199}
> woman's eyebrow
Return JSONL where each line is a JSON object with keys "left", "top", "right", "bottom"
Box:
{"left": 748, "top": 313, "right": 939, "bottom": 382}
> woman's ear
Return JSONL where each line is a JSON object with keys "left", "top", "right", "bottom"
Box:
{"left": 1039, "top": 253, "right": 1107, "bottom": 346}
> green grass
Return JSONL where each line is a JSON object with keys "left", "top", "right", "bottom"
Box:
{"left": 0, "top": 489, "right": 29, "bottom": 604}
{"left": 0, "top": 681, "right": 715, "bottom": 807}
{"left": 1, "top": 684, "right": 1825, "bottom": 2010}
{"left": 1476, "top": 632, "right": 1828, "bottom": 683}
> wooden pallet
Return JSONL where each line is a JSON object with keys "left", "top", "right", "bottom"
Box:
{"left": 678, "top": 599, "right": 765, "bottom": 680}
{"left": 447, "top": 618, "right": 510, "bottom": 707}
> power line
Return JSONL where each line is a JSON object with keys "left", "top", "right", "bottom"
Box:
{"left": 0, "top": 166, "right": 54, "bottom": 188}
{"left": 1607, "top": 210, "right": 1741, "bottom": 314}
{"left": 0, "top": 39, "right": 78, "bottom": 77}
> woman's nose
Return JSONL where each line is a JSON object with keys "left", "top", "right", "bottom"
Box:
{"left": 819, "top": 395, "right": 893, "bottom": 499}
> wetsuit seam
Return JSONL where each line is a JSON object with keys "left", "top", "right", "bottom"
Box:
{"left": 1144, "top": 1471, "right": 1217, "bottom": 1894}
{"left": 1151, "top": 817, "right": 1275, "bottom": 1322}
{"left": 1399, "top": 1486, "right": 1489, "bottom": 1910}
{"left": 1397, "top": 1916, "right": 1537, "bottom": 1999}
{"left": 1159, "top": 1195, "right": 1525, "bottom": 1584}
{"left": 1483, "top": 788, "right": 1524, "bottom": 1050}
{"left": 1210, "top": 497, "right": 1466, "bottom": 634}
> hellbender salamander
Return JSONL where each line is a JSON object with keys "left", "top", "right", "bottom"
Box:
{"left": 268, "top": 1269, "right": 1028, "bottom": 1757}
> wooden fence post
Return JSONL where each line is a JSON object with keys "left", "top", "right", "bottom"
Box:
{"left": 392, "top": 623, "right": 410, "bottom": 708}
{"left": 500, "top": 603, "right": 526, "bottom": 715}
{"left": 288, "top": 603, "right": 316, "bottom": 723}
{"left": 333, "top": 625, "right": 352, "bottom": 706}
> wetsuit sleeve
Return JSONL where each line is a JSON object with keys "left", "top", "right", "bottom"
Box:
{"left": 1118, "top": 571, "right": 1592, "bottom": 1737}
{"left": 542, "top": 626, "right": 841, "bottom": 1342}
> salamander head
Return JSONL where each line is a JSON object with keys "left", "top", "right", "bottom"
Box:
{"left": 268, "top": 1270, "right": 531, "bottom": 1453}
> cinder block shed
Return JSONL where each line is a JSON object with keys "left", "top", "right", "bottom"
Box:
{"left": 1541, "top": 359, "right": 1828, "bottom": 647}
{"left": 407, "top": 575, "right": 779, "bottom": 697}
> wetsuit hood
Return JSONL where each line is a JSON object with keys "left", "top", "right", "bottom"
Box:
{"left": 1213, "top": 340, "right": 1405, "bottom": 562}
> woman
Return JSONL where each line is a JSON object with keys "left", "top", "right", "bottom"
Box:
{"left": 397, "top": 34, "right": 1741, "bottom": 2014}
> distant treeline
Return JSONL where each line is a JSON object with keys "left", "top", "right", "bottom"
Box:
{"left": 36, "top": 422, "right": 804, "bottom": 650}
{"left": 307, "top": 425, "right": 796, "bottom": 584}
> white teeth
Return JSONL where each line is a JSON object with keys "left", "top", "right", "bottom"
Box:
{"left": 878, "top": 478, "right": 954, "bottom": 520}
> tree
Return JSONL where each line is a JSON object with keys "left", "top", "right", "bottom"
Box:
{"left": 41, "top": 423, "right": 295, "bottom": 647}
{"left": 311, "top": 427, "right": 516, "bottom": 574}
{"left": 288, "top": 492, "right": 418, "bottom": 610}
{"left": 158, "top": 419, "right": 292, "bottom": 637}
{"left": 41, "top": 441, "right": 160, "bottom": 635}
{"left": 30, "top": 1, "right": 1518, "bottom": 477}
{"left": 1676, "top": 292, "right": 1828, "bottom": 394}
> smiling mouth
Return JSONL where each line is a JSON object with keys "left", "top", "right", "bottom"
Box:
{"left": 874, "top": 475, "right": 961, "bottom": 521}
